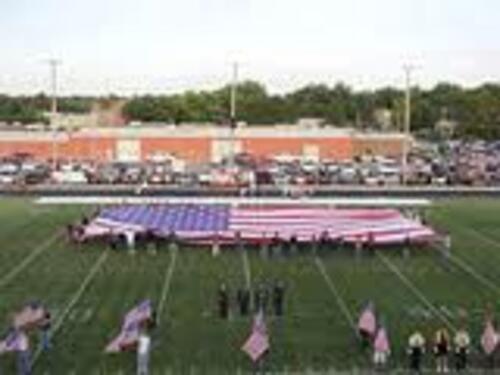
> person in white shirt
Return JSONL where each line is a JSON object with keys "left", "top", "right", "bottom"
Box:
{"left": 125, "top": 231, "right": 136, "bottom": 253}
{"left": 137, "top": 330, "right": 151, "bottom": 375}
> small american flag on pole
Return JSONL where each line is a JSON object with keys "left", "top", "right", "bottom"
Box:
{"left": 123, "top": 300, "right": 152, "bottom": 327}
{"left": 481, "top": 320, "right": 498, "bottom": 355}
{"left": 242, "top": 311, "right": 269, "bottom": 362}
{"left": 105, "top": 321, "right": 141, "bottom": 353}
{"left": 358, "top": 303, "right": 377, "bottom": 336}
{"left": 105, "top": 300, "right": 152, "bottom": 353}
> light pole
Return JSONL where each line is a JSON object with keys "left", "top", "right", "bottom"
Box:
{"left": 228, "top": 62, "right": 239, "bottom": 169}
{"left": 230, "top": 62, "right": 238, "bottom": 126}
{"left": 46, "top": 59, "right": 61, "bottom": 169}
{"left": 402, "top": 64, "right": 414, "bottom": 185}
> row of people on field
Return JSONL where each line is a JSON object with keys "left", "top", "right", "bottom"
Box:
{"left": 70, "top": 223, "right": 433, "bottom": 259}
{"left": 217, "top": 281, "right": 286, "bottom": 319}
{"left": 358, "top": 302, "right": 500, "bottom": 373}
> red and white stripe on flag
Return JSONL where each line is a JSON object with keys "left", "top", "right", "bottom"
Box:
{"left": 242, "top": 331, "right": 269, "bottom": 362}
{"left": 13, "top": 305, "right": 45, "bottom": 329}
{"left": 242, "top": 311, "right": 269, "bottom": 362}
{"left": 358, "top": 308, "right": 377, "bottom": 336}
{"left": 481, "top": 321, "right": 498, "bottom": 355}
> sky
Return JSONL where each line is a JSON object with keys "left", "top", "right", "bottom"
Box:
{"left": 0, "top": 0, "right": 499, "bottom": 95}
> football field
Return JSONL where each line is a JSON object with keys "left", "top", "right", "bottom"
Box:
{"left": 1, "top": 198, "right": 500, "bottom": 373}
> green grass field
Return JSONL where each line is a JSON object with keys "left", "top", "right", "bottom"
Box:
{"left": 1, "top": 198, "right": 500, "bottom": 374}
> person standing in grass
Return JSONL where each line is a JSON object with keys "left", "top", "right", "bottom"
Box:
{"left": 407, "top": 330, "right": 426, "bottom": 374}
{"left": 237, "top": 287, "right": 250, "bottom": 316}
{"left": 319, "top": 230, "right": 329, "bottom": 254}
{"left": 211, "top": 233, "right": 221, "bottom": 257}
{"left": 16, "top": 330, "right": 30, "bottom": 375}
{"left": 40, "top": 310, "right": 52, "bottom": 351}
{"left": 272, "top": 281, "right": 285, "bottom": 317}
{"left": 355, "top": 235, "right": 363, "bottom": 259}
{"left": 289, "top": 233, "right": 298, "bottom": 256}
{"left": 136, "top": 328, "right": 151, "bottom": 375}
{"left": 373, "top": 325, "right": 390, "bottom": 371}
{"left": 453, "top": 328, "right": 470, "bottom": 372}
{"left": 358, "top": 302, "right": 377, "bottom": 349}
{"left": 271, "top": 232, "right": 282, "bottom": 258}
{"left": 433, "top": 328, "right": 451, "bottom": 373}
{"left": 218, "top": 283, "right": 229, "bottom": 319}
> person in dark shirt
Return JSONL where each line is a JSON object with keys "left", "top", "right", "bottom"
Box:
{"left": 253, "top": 286, "right": 262, "bottom": 313}
{"left": 218, "top": 284, "right": 229, "bottom": 319}
{"left": 81, "top": 215, "right": 89, "bottom": 226}
{"left": 40, "top": 310, "right": 52, "bottom": 351}
{"left": 260, "top": 283, "right": 269, "bottom": 313}
{"left": 289, "top": 234, "right": 298, "bottom": 257}
{"left": 319, "top": 230, "right": 329, "bottom": 254}
{"left": 237, "top": 287, "right": 250, "bottom": 316}
{"left": 273, "top": 281, "right": 285, "bottom": 317}
{"left": 367, "top": 232, "right": 375, "bottom": 257}
{"left": 272, "top": 232, "right": 282, "bottom": 258}
{"left": 108, "top": 234, "right": 118, "bottom": 251}
{"left": 66, "top": 224, "right": 74, "bottom": 243}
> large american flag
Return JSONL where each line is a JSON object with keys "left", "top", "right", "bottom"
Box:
{"left": 85, "top": 204, "right": 434, "bottom": 244}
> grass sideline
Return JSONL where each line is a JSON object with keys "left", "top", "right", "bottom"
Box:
{"left": 0, "top": 198, "right": 499, "bottom": 373}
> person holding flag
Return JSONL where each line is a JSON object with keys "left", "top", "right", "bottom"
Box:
{"left": 357, "top": 301, "right": 377, "bottom": 348}
{"left": 39, "top": 310, "right": 52, "bottom": 351}
{"left": 16, "top": 330, "right": 30, "bottom": 375}
{"left": 373, "top": 325, "right": 390, "bottom": 370}
{"left": 0, "top": 328, "right": 31, "bottom": 375}
{"left": 241, "top": 310, "right": 270, "bottom": 370}
{"left": 136, "top": 327, "right": 151, "bottom": 375}
{"left": 105, "top": 300, "right": 153, "bottom": 354}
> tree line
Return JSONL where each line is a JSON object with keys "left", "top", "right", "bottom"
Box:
{"left": 1, "top": 82, "right": 500, "bottom": 139}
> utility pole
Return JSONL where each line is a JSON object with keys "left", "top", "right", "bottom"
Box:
{"left": 46, "top": 59, "right": 61, "bottom": 169}
{"left": 230, "top": 61, "right": 238, "bottom": 126}
{"left": 228, "top": 62, "right": 239, "bottom": 170}
{"left": 402, "top": 64, "right": 414, "bottom": 185}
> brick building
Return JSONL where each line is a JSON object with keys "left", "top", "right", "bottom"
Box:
{"left": 0, "top": 125, "right": 408, "bottom": 163}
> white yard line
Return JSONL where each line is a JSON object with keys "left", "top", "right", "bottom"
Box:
{"left": 31, "top": 251, "right": 109, "bottom": 366}
{"left": 314, "top": 256, "right": 356, "bottom": 331}
{"left": 156, "top": 248, "right": 179, "bottom": 325}
{"left": 0, "top": 231, "right": 61, "bottom": 289}
{"left": 377, "top": 253, "right": 456, "bottom": 332}
{"left": 464, "top": 226, "right": 500, "bottom": 250}
{"left": 448, "top": 254, "right": 500, "bottom": 296}
{"left": 241, "top": 249, "right": 252, "bottom": 290}
{"left": 430, "top": 216, "right": 500, "bottom": 296}
{"left": 435, "top": 211, "right": 500, "bottom": 257}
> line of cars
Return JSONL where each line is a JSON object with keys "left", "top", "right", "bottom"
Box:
{"left": 2, "top": 141, "right": 500, "bottom": 187}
